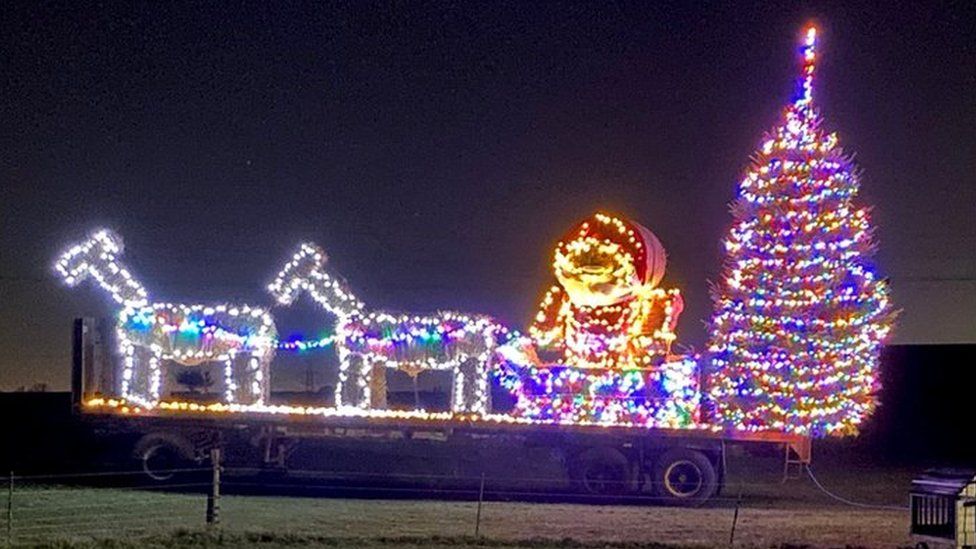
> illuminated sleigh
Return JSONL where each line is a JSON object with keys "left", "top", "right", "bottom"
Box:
{"left": 494, "top": 212, "right": 702, "bottom": 428}
{"left": 495, "top": 358, "right": 701, "bottom": 428}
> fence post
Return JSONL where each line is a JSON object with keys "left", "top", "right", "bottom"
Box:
{"left": 728, "top": 489, "right": 742, "bottom": 546}
{"left": 474, "top": 472, "right": 485, "bottom": 537}
{"left": 206, "top": 448, "right": 221, "bottom": 527}
{"left": 6, "top": 471, "right": 12, "bottom": 546}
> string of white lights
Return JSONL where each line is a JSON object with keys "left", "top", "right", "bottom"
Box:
{"left": 269, "top": 242, "right": 513, "bottom": 416}
{"left": 56, "top": 229, "right": 276, "bottom": 408}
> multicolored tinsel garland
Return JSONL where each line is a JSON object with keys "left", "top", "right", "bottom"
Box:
{"left": 707, "top": 26, "right": 895, "bottom": 437}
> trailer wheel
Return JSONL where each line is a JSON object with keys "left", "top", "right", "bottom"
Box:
{"left": 134, "top": 434, "right": 196, "bottom": 482}
{"left": 653, "top": 448, "right": 718, "bottom": 505}
{"left": 571, "top": 447, "right": 633, "bottom": 496}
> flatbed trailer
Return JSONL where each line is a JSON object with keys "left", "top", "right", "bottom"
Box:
{"left": 71, "top": 318, "right": 810, "bottom": 504}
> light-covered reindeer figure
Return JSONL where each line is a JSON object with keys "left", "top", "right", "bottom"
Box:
{"left": 269, "top": 243, "right": 510, "bottom": 415}
{"left": 55, "top": 229, "right": 276, "bottom": 408}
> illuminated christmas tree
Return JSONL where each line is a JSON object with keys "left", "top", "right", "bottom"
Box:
{"left": 708, "top": 27, "right": 895, "bottom": 437}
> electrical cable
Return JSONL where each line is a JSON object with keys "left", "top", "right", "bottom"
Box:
{"left": 804, "top": 465, "right": 907, "bottom": 511}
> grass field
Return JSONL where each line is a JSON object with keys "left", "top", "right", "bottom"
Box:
{"left": 7, "top": 449, "right": 917, "bottom": 549}
{"left": 8, "top": 499, "right": 912, "bottom": 548}
{"left": 8, "top": 531, "right": 719, "bottom": 548}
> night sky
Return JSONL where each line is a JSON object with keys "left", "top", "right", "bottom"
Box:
{"left": 1, "top": 1, "right": 974, "bottom": 391}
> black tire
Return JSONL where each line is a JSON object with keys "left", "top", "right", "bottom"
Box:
{"left": 133, "top": 433, "right": 196, "bottom": 482}
{"left": 653, "top": 448, "right": 718, "bottom": 505}
{"left": 570, "top": 447, "right": 634, "bottom": 496}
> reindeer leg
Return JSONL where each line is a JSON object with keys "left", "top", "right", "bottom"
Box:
{"left": 369, "top": 360, "right": 388, "bottom": 410}
{"left": 149, "top": 350, "right": 162, "bottom": 405}
{"left": 122, "top": 343, "right": 159, "bottom": 408}
{"left": 244, "top": 353, "right": 264, "bottom": 406}
{"left": 336, "top": 350, "right": 371, "bottom": 409}
{"left": 223, "top": 352, "right": 237, "bottom": 404}
{"left": 224, "top": 351, "right": 266, "bottom": 406}
{"left": 451, "top": 355, "right": 469, "bottom": 414}
{"left": 452, "top": 354, "right": 491, "bottom": 416}
{"left": 256, "top": 351, "right": 271, "bottom": 406}
{"left": 476, "top": 352, "right": 492, "bottom": 416}
{"left": 120, "top": 342, "right": 137, "bottom": 402}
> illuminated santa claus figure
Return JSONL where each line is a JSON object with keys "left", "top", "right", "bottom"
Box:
{"left": 530, "top": 212, "right": 683, "bottom": 370}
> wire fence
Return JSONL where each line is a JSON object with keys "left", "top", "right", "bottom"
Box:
{"left": 0, "top": 456, "right": 912, "bottom": 547}
{"left": 6, "top": 474, "right": 210, "bottom": 545}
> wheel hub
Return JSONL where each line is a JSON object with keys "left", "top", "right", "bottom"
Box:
{"left": 664, "top": 459, "right": 704, "bottom": 497}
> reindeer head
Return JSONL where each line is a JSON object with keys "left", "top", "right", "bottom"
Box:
{"left": 269, "top": 243, "right": 364, "bottom": 318}
{"left": 55, "top": 229, "right": 125, "bottom": 287}
{"left": 268, "top": 243, "right": 327, "bottom": 305}
{"left": 54, "top": 228, "right": 148, "bottom": 306}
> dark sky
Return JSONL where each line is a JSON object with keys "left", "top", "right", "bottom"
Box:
{"left": 1, "top": 1, "right": 974, "bottom": 391}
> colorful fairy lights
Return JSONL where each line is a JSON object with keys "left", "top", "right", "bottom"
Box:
{"left": 496, "top": 357, "right": 700, "bottom": 428}
{"left": 59, "top": 26, "right": 893, "bottom": 439}
{"left": 82, "top": 396, "right": 716, "bottom": 431}
{"left": 707, "top": 26, "right": 895, "bottom": 437}
{"left": 529, "top": 212, "right": 683, "bottom": 370}
{"left": 494, "top": 212, "right": 700, "bottom": 428}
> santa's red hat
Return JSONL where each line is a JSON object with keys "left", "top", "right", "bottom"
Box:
{"left": 558, "top": 212, "right": 667, "bottom": 288}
